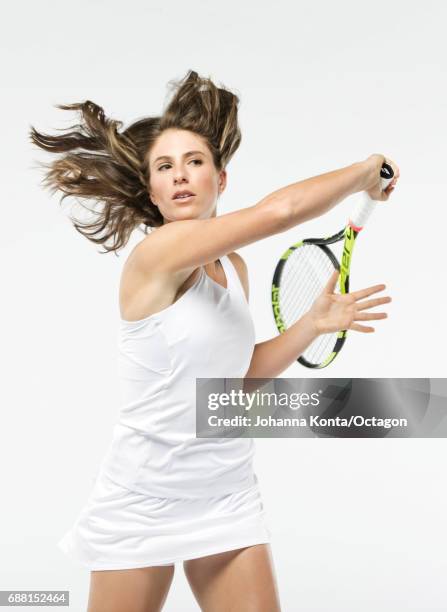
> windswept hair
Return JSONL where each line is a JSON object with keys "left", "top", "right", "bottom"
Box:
{"left": 29, "top": 70, "right": 242, "bottom": 254}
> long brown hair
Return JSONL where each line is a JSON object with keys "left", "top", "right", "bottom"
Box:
{"left": 29, "top": 70, "right": 242, "bottom": 254}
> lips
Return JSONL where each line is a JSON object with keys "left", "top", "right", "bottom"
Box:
{"left": 173, "top": 190, "right": 195, "bottom": 200}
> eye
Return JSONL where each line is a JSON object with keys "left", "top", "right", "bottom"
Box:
{"left": 157, "top": 159, "right": 203, "bottom": 171}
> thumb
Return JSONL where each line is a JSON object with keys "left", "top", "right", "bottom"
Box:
{"left": 324, "top": 269, "right": 340, "bottom": 294}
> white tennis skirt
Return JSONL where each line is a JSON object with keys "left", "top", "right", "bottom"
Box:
{"left": 57, "top": 468, "right": 271, "bottom": 571}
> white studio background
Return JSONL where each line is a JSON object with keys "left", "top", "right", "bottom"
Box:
{"left": 1, "top": 1, "right": 446, "bottom": 610}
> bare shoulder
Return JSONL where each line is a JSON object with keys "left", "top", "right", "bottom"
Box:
{"left": 119, "top": 232, "right": 196, "bottom": 322}
{"left": 129, "top": 229, "right": 195, "bottom": 281}
{"left": 227, "top": 251, "right": 249, "bottom": 302}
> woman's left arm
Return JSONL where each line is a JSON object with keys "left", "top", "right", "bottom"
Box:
{"left": 231, "top": 251, "right": 320, "bottom": 378}
{"left": 245, "top": 312, "right": 319, "bottom": 378}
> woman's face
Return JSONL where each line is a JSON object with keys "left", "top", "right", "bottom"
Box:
{"left": 147, "top": 129, "right": 226, "bottom": 224}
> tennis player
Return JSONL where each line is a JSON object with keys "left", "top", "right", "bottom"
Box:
{"left": 31, "top": 70, "right": 399, "bottom": 611}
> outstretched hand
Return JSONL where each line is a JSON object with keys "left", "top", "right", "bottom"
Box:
{"left": 308, "top": 270, "right": 391, "bottom": 335}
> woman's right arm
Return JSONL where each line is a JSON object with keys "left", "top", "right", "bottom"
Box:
{"left": 135, "top": 154, "right": 396, "bottom": 275}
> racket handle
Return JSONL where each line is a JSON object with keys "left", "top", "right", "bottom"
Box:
{"left": 349, "top": 162, "right": 394, "bottom": 230}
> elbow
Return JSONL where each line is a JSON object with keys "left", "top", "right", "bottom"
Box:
{"left": 259, "top": 194, "right": 291, "bottom": 233}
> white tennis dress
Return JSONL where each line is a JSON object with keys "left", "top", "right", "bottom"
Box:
{"left": 57, "top": 254, "right": 271, "bottom": 570}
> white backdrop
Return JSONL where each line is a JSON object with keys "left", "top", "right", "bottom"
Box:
{"left": 1, "top": 0, "right": 446, "bottom": 610}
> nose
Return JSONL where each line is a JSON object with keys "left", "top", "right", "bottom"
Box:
{"left": 173, "top": 169, "right": 188, "bottom": 185}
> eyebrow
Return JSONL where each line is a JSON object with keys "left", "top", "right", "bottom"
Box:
{"left": 152, "top": 150, "right": 206, "bottom": 165}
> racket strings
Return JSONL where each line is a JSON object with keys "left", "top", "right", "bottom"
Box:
{"left": 281, "top": 247, "right": 327, "bottom": 318}
{"left": 279, "top": 244, "right": 340, "bottom": 366}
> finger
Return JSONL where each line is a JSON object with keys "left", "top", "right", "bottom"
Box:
{"left": 351, "top": 284, "right": 386, "bottom": 301}
{"left": 356, "top": 296, "right": 392, "bottom": 311}
{"left": 324, "top": 269, "right": 339, "bottom": 294}
{"left": 384, "top": 184, "right": 395, "bottom": 196}
{"left": 386, "top": 159, "right": 400, "bottom": 180}
{"left": 350, "top": 323, "right": 375, "bottom": 333}
{"left": 354, "top": 312, "right": 388, "bottom": 321}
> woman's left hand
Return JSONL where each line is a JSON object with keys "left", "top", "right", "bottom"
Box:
{"left": 308, "top": 270, "right": 392, "bottom": 335}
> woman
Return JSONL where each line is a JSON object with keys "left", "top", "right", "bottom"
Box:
{"left": 30, "top": 70, "right": 399, "bottom": 611}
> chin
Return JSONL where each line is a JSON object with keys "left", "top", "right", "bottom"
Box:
{"left": 178, "top": 205, "right": 210, "bottom": 218}
{"left": 163, "top": 202, "right": 215, "bottom": 222}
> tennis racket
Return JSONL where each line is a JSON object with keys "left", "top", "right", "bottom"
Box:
{"left": 271, "top": 162, "right": 394, "bottom": 369}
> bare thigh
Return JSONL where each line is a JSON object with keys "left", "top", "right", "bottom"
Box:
{"left": 183, "top": 544, "right": 281, "bottom": 612}
{"left": 87, "top": 565, "right": 175, "bottom": 612}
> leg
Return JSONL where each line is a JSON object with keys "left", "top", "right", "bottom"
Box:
{"left": 87, "top": 564, "right": 175, "bottom": 612}
{"left": 183, "top": 544, "right": 281, "bottom": 612}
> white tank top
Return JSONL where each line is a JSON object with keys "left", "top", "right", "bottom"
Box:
{"left": 99, "top": 255, "right": 257, "bottom": 498}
